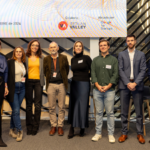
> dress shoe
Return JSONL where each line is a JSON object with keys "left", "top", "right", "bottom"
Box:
{"left": 68, "top": 126, "right": 74, "bottom": 139}
{"left": 0, "top": 138, "right": 7, "bottom": 147}
{"left": 91, "top": 134, "right": 102, "bottom": 142}
{"left": 118, "top": 134, "right": 128, "bottom": 143}
{"left": 137, "top": 134, "right": 145, "bottom": 144}
{"left": 80, "top": 128, "right": 85, "bottom": 137}
{"left": 58, "top": 127, "right": 64, "bottom": 136}
{"left": 49, "top": 127, "right": 56, "bottom": 136}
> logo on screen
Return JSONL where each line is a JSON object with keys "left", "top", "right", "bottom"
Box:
{"left": 58, "top": 21, "right": 68, "bottom": 30}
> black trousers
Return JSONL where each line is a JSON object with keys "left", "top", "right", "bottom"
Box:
{"left": 0, "top": 81, "right": 4, "bottom": 137}
{"left": 120, "top": 88, "right": 143, "bottom": 135}
{"left": 26, "top": 79, "right": 43, "bottom": 132}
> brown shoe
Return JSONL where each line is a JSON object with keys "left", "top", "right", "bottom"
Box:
{"left": 118, "top": 134, "right": 128, "bottom": 143}
{"left": 58, "top": 127, "right": 64, "bottom": 136}
{"left": 49, "top": 127, "right": 56, "bottom": 136}
{"left": 137, "top": 134, "right": 145, "bottom": 144}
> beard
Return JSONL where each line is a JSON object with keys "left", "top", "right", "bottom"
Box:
{"left": 128, "top": 44, "right": 135, "bottom": 49}
{"left": 51, "top": 50, "right": 57, "bottom": 55}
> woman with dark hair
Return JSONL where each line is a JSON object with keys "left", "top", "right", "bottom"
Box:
{"left": 7, "top": 47, "right": 26, "bottom": 142}
{"left": 25, "top": 39, "right": 45, "bottom": 135}
{"left": 68, "top": 41, "right": 92, "bottom": 138}
{"left": 0, "top": 41, "right": 9, "bottom": 147}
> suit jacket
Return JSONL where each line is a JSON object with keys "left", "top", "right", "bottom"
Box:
{"left": 7, "top": 59, "right": 26, "bottom": 102}
{"left": 118, "top": 49, "right": 146, "bottom": 91}
{"left": 25, "top": 56, "right": 45, "bottom": 86}
{"left": 44, "top": 53, "right": 69, "bottom": 91}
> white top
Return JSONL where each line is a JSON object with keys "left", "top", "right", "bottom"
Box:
{"left": 128, "top": 49, "right": 135, "bottom": 79}
{"left": 15, "top": 61, "right": 26, "bottom": 82}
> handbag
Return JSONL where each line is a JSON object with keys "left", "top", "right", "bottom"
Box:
{"left": 0, "top": 76, "right": 4, "bottom": 86}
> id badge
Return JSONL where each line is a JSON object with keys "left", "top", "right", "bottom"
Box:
{"left": 78, "top": 60, "right": 83, "bottom": 64}
{"left": 53, "top": 72, "right": 57, "bottom": 78}
{"left": 106, "top": 65, "right": 111, "bottom": 69}
{"left": 21, "top": 77, "right": 26, "bottom": 83}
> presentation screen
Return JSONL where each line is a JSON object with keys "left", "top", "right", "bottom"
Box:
{"left": 0, "top": 0, "right": 127, "bottom": 37}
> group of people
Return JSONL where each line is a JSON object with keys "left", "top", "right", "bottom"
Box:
{"left": 0, "top": 34, "right": 149, "bottom": 147}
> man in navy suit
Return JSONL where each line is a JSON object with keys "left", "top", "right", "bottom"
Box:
{"left": 118, "top": 35, "right": 146, "bottom": 144}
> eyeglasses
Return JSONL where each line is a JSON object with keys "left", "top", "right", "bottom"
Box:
{"left": 31, "top": 44, "right": 39, "bottom": 47}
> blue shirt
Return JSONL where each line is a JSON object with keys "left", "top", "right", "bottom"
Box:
{"left": 0, "top": 54, "right": 8, "bottom": 83}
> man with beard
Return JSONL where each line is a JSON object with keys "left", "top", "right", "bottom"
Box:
{"left": 43, "top": 42, "right": 69, "bottom": 136}
{"left": 118, "top": 35, "right": 146, "bottom": 144}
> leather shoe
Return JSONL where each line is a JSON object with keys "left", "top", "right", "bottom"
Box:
{"left": 0, "top": 138, "right": 7, "bottom": 147}
{"left": 118, "top": 134, "right": 128, "bottom": 143}
{"left": 49, "top": 127, "right": 56, "bottom": 136}
{"left": 137, "top": 134, "right": 145, "bottom": 144}
{"left": 58, "top": 127, "right": 64, "bottom": 136}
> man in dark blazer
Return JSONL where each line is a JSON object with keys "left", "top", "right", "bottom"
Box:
{"left": 44, "top": 42, "right": 69, "bottom": 136}
{"left": 118, "top": 35, "right": 146, "bottom": 144}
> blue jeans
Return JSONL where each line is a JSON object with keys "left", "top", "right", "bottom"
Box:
{"left": 9, "top": 82, "right": 25, "bottom": 131}
{"left": 93, "top": 89, "right": 115, "bottom": 135}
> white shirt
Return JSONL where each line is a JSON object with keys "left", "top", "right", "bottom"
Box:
{"left": 15, "top": 61, "right": 26, "bottom": 82}
{"left": 128, "top": 49, "right": 135, "bottom": 79}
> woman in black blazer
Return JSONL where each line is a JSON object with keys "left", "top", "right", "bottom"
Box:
{"left": 7, "top": 47, "right": 26, "bottom": 142}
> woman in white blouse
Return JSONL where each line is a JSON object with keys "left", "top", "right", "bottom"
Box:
{"left": 7, "top": 47, "right": 26, "bottom": 142}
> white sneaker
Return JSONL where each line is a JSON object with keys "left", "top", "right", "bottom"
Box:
{"left": 91, "top": 134, "right": 102, "bottom": 142}
{"left": 9, "top": 129, "right": 17, "bottom": 138}
{"left": 108, "top": 135, "right": 115, "bottom": 143}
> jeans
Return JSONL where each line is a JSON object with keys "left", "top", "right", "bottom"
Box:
{"left": 26, "top": 79, "right": 43, "bottom": 132}
{"left": 9, "top": 82, "right": 25, "bottom": 131}
{"left": 93, "top": 88, "right": 115, "bottom": 135}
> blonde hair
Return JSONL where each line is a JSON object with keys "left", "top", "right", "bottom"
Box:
{"left": 73, "top": 41, "right": 84, "bottom": 56}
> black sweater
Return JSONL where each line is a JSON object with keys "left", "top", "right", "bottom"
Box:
{"left": 71, "top": 52, "right": 92, "bottom": 81}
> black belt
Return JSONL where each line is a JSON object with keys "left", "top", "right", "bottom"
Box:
{"left": 130, "top": 79, "right": 134, "bottom": 82}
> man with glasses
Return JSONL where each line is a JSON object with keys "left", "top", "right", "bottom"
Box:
{"left": 118, "top": 35, "right": 146, "bottom": 144}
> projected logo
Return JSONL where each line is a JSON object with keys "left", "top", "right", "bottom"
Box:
{"left": 101, "top": 21, "right": 112, "bottom": 24}
{"left": 58, "top": 21, "right": 68, "bottom": 30}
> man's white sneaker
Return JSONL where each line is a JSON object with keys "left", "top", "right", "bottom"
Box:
{"left": 108, "top": 135, "right": 115, "bottom": 143}
{"left": 91, "top": 134, "right": 102, "bottom": 142}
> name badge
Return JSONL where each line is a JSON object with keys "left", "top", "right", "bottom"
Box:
{"left": 106, "top": 65, "right": 111, "bottom": 69}
{"left": 53, "top": 72, "right": 57, "bottom": 78}
{"left": 78, "top": 60, "right": 83, "bottom": 64}
{"left": 21, "top": 77, "right": 26, "bottom": 83}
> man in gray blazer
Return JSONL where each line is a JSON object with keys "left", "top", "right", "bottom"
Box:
{"left": 118, "top": 35, "right": 146, "bottom": 144}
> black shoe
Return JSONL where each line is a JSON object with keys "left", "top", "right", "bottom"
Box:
{"left": 32, "top": 130, "right": 37, "bottom": 136}
{"left": 0, "top": 138, "right": 7, "bottom": 147}
{"left": 27, "top": 130, "right": 32, "bottom": 135}
{"left": 80, "top": 128, "right": 85, "bottom": 137}
{"left": 68, "top": 126, "right": 74, "bottom": 139}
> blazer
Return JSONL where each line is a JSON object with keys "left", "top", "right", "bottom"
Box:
{"left": 44, "top": 53, "right": 69, "bottom": 91}
{"left": 0, "top": 53, "right": 8, "bottom": 83}
{"left": 25, "top": 56, "right": 45, "bottom": 86}
{"left": 118, "top": 49, "right": 146, "bottom": 91}
{"left": 7, "top": 59, "right": 26, "bottom": 102}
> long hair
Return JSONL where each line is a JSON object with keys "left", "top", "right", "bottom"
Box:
{"left": 73, "top": 41, "right": 84, "bottom": 56}
{"left": 26, "top": 39, "right": 42, "bottom": 57}
{"left": 12, "top": 47, "right": 26, "bottom": 63}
